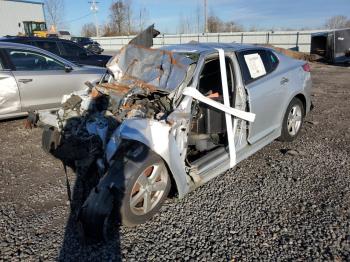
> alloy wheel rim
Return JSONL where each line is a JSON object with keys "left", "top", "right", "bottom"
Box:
{"left": 287, "top": 105, "right": 302, "bottom": 136}
{"left": 130, "top": 163, "right": 168, "bottom": 216}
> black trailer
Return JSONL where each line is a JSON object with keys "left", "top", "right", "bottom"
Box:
{"left": 311, "top": 28, "right": 350, "bottom": 64}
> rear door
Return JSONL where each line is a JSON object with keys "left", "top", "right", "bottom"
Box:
{"left": 0, "top": 49, "right": 21, "bottom": 115}
{"left": 236, "top": 49, "right": 288, "bottom": 144}
{"left": 5, "top": 48, "right": 83, "bottom": 111}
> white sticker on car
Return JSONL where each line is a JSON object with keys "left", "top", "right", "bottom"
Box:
{"left": 244, "top": 53, "right": 266, "bottom": 79}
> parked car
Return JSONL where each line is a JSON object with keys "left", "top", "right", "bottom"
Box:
{"left": 71, "top": 36, "right": 104, "bottom": 54}
{"left": 0, "top": 42, "right": 106, "bottom": 120}
{"left": 58, "top": 30, "right": 71, "bottom": 41}
{"left": 34, "top": 42, "right": 312, "bottom": 238}
{"left": 0, "top": 36, "right": 111, "bottom": 67}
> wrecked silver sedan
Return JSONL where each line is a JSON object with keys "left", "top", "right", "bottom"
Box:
{"left": 34, "top": 42, "right": 312, "bottom": 238}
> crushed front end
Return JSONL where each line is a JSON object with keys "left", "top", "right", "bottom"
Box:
{"left": 36, "top": 44, "right": 194, "bottom": 239}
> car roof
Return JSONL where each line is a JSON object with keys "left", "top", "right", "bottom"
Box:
{"left": 161, "top": 42, "right": 267, "bottom": 54}
{"left": 0, "top": 41, "right": 75, "bottom": 66}
{"left": 0, "top": 36, "right": 75, "bottom": 44}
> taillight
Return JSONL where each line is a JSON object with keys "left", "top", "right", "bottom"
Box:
{"left": 302, "top": 63, "right": 311, "bottom": 72}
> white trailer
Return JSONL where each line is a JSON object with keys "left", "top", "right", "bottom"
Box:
{"left": 0, "top": 0, "right": 45, "bottom": 37}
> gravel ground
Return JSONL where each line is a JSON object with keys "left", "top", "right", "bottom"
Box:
{"left": 0, "top": 63, "right": 349, "bottom": 261}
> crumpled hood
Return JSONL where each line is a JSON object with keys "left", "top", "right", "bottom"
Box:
{"left": 106, "top": 44, "right": 193, "bottom": 92}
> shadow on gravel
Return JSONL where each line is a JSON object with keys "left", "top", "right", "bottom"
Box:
{"left": 47, "top": 113, "right": 124, "bottom": 261}
{"left": 57, "top": 171, "right": 123, "bottom": 262}
{"left": 41, "top": 96, "right": 130, "bottom": 261}
{"left": 38, "top": 89, "right": 157, "bottom": 261}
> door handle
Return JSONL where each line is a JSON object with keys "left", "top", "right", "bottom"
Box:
{"left": 18, "top": 79, "right": 33, "bottom": 83}
{"left": 280, "top": 77, "right": 289, "bottom": 85}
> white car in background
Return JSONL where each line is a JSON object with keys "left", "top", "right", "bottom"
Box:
{"left": 0, "top": 42, "right": 105, "bottom": 120}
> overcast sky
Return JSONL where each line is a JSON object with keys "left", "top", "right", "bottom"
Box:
{"left": 32, "top": 0, "right": 350, "bottom": 35}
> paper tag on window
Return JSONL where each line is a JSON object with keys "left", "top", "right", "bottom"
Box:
{"left": 244, "top": 53, "right": 266, "bottom": 79}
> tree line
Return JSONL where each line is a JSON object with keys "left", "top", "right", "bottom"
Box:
{"left": 82, "top": 0, "right": 149, "bottom": 37}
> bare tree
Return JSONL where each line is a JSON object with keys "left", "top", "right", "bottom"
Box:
{"left": 102, "top": 23, "right": 114, "bottom": 36}
{"left": 125, "top": 0, "right": 133, "bottom": 35}
{"left": 325, "top": 15, "right": 350, "bottom": 29}
{"left": 104, "top": 0, "right": 148, "bottom": 36}
{"left": 206, "top": 15, "right": 243, "bottom": 33}
{"left": 223, "top": 21, "right": 243, "bottom": 32}
{"left": 44, "top": 0, "right": 64, "bottom": 30}
{"left": 195, "top": 3, "right": 201, "bottom": 33}
{"left": 110, "top": 0, "right": 127, "bottom": 35}
{"left": 81, "top": 23, "right": 97, "bottom": 37}
{"left": 207, "top": 15, "right": 222, "bottom": 33}
{"left": 137, "top": 7, "right": 149, "bottom": 32}
{"left": 177, "top": 14, "right": 191, "bottom": 34}
{"left": 177, "top": 13, "right": 185, "bottom": 34}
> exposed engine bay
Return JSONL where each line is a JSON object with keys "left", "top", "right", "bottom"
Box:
{"left": 41, "top": 44, "right": 197, "bottom": 173}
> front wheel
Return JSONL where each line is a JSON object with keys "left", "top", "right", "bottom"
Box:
{"left": 121, "top": 152, "right": 171, "bottom": 226}
{"left": 279, "top": 97, "right": 304, "bottom": 142}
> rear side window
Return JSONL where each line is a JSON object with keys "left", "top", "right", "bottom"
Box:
{"left": 267, "top": 51, "right": 279, "bottom": 72}
{"left": 237, "top": 49, "right": 279, "bottom": 85}
{"left": 6, "top": 49, "right": 65, "bottom": 71}
{"left": 61, "top": 42, "right": 87, "bottom": 57}
{"left": 35, "top": 41, "right": 60, "bottom": 55}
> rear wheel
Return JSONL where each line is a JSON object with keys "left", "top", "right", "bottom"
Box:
{"left": 279, "top": 97, "right": 304, "bottom": 142}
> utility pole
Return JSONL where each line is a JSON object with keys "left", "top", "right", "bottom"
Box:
{"left": 204, "top": 0, "right": 208, "bottom": 33}
{"left": 89, "top": 0, "right": 99, "bottom": 37}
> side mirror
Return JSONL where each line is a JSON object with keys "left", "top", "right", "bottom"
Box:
{"left": 64, "top": 65, "right": 73, "bottom": 73}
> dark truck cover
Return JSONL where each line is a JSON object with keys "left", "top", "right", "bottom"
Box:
{"left": 311, "top": 28, "right": 350, "bottom": 63}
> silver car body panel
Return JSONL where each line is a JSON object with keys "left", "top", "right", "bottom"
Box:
{"left": 106, "top": 118, "right": 191, "bottom": 197}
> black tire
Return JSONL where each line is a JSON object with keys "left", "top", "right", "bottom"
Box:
{"left": 279, "top": 97, "right": 305, "bottom": 142}
{"left": 79, "top": 146, "right": 172, "bottom": 239}
{"left": 78, "top": 186, "right": 114, "bottom": 242}
{"left": 120, "top": 151, "right": 171, "bottom": 227}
